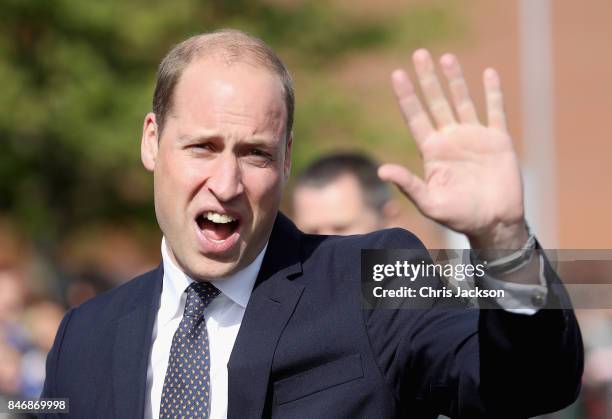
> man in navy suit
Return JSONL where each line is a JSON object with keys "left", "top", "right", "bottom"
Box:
{"left": 42, "top": 29, "right": 582, "bottom": 418}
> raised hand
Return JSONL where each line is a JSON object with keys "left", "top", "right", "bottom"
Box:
{"left": 378, "top": 49, "right": 528, "bottom": 250}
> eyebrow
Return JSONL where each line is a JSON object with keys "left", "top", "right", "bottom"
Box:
{"left": 177, "top": 131, "right": 278, "bottom": 146}
{"left": 177, "top": 130, "right": 222, "bottom": 144}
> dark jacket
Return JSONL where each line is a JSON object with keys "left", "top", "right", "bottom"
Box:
{"left": 42, "top": 212, "right": 582, "bottom": 418}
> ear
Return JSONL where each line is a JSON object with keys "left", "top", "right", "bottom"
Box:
{"left": 283, "top": 133, "right": 293, "bottom": 182}
{"left": 141, "top": 112, "right": 159, "bottom": 172}
{"left": 382, "top": 200, "right": 401, "bottom": 225}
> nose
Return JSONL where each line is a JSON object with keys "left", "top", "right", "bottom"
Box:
{"left": 206, "top": 153, "right": 244, "bottom": 202}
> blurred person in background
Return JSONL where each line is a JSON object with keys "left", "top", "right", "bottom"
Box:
{"left": 20, "top": 300, "right": 64, "bottom": 398}
{"left": 0, "top": 342, "right": 22, "bottom": 399}
{"left": 64, "top": 269, "right": 114, "bottom": 309}
{"left": 0, "top": 341, "right": 29, "bottom": 419}
{"left": 0, "top": 267, "right": 29, "bottom": 354}
{"left": 0, "top": 265, "right": 66, "bottom": 400}
{"left": 292, "top": 152, "right": 399, "bottom": 235}
{"left": 0, "top": 266, "right": 28, "bottom": 406}
{"left": 0, "top": 262, "right": 111, "bottom": 408}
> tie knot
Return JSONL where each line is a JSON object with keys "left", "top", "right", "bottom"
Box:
{"left": 183, "top": 282, "right": 220, "bottom": 317}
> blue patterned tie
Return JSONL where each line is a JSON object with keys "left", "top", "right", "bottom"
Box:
{"left": 159, "top": 281, "right": 220, "bottom": 418}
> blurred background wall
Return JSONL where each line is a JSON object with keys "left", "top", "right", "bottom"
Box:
{"left": 0, "top": 0, "right": 610, "bottom": 416}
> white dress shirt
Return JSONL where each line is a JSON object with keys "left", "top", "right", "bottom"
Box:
{"left": 144, "top": 238, "right": 266, "bottom": 419}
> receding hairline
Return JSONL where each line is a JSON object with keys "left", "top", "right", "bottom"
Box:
{"left": 153, "top": 29, "right": 295, "bottom": 140}
{"left": 171, "top": 56, "right": 287, "bottom": 117}
{"left": 171, "top": 30, "right": 283, "bottom": 68}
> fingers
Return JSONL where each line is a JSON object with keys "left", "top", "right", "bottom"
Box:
{"left": 440, "top": 54, "right": 479, "bottom": 124}
{"left": 483, "top": 68, "right": 508, "bottom": 132}
{"left": 413, "top": 49, "right": 455, "bottom": 128}
{"left": 378, "top": 164, "right": 429, "bottom": 210}
{"left": 394, "top": 49, "right": 506, "bottom": 135}
{"left": 391, "top": 70, "right": 434, "bottom": 147}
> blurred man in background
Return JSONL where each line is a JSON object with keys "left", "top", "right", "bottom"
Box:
{"left": 292, "top": 152, "right": 398, "bottom": 235}
{"left": 0, "top": 266, "right": 64, "bottom": 402}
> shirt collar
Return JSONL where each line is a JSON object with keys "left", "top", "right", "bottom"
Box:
{"left": 158, "top": 237, "right": 267, "bottom": 326}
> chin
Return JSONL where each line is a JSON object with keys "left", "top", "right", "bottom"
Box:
{"left": 188, "top": 256, "right": 242, "bottom": 281}
{"left": 187, "top": 266, "right": 235, "bottom": 281}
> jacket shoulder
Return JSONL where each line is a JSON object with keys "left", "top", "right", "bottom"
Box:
{"left": 301, "top": 227, "right": 426, "bottom": 255}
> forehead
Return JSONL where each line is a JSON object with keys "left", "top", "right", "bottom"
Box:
{"left": 170, "top": 57, "right": 286, "bottom": 134}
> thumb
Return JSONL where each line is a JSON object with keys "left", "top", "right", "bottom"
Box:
{"left": 378, "top": 164, "right": 429, "bottom": 210}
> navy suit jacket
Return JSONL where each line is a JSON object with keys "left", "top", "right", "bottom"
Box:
{"left": 42, "top": 212, "right": 582, "bottom": 418}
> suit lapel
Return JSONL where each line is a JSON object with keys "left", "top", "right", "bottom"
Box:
{"left": 112, "top": 266, "right": 163, "bottom": 419}
{"left": 227, "top": 213, "right": 304, "bottom": 419}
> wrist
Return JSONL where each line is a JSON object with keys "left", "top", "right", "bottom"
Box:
{"left": 468, "top": 219, "right": 529, "bottom": 260}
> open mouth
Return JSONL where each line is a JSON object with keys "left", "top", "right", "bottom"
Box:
{"left": 196, "top": 211, "right": 240, "bottom": 242}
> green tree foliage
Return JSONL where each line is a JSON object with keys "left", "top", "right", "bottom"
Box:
{"left": 0, "top": 0, "right": 461, "bottom": 243}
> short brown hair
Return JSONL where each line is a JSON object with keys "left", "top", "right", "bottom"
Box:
{"left": 152, "top": 29, "right": 294, "bottom": 141}
{"left": 295, "top": 152, "right": 392, "bottom": 213}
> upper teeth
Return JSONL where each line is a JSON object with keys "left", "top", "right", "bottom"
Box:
{"left": 205, "top": 212, "right": 236, "bottom": 224}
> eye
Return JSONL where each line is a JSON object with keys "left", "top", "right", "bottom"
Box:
{"left": 188, "top": 142, "right": 215, "bottom": 155}
{"left": 245, "top": 148, "right": 273, "bottom": 167}
{"left": 193, "top": 143, "right": 213, "bottom": 150}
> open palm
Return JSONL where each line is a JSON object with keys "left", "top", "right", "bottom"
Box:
{"left": 379, "top": 50, "right": 525, "bottom": 246}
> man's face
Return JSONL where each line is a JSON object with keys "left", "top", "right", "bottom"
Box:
{"left": 141, "top": 58, "right": 291, "bottom": 280}
{"left": 293, "top": 173, "right": 384, "bottom": 235}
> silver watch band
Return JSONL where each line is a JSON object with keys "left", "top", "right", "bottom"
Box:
{"left": 471, "top": 232, "right": 537, "bottom": 276}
